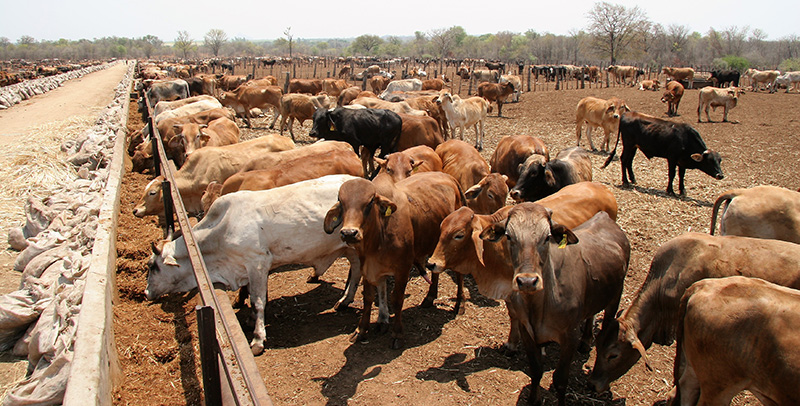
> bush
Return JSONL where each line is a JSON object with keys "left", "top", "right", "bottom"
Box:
{"left": 712, "top": 58, "right": 729, "bottom": 70}
{"left": 779, "top": 58, "right": 800, "bottom": 72}
{"left": 720, "top": 55, "right": 750, "bottom": 72}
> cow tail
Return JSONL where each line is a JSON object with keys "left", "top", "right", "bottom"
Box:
{"left": 602, "top": 127, "right": 622, "bottom": 169}
{"left": 672, "top": 286, "right": 693, "bottom": 405}
{"left": 709, "top": 189, "right": 740, "bottom": 235}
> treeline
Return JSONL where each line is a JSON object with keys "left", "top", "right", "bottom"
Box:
{"left": 3, "top": 3, "right": 800, "bottom": 71}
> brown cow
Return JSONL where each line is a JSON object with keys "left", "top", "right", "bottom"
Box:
{"left": 323, "top": 173, "right": 465, "bottom": 349}
{"left": 218, "top": 74, "right": 249, "bottom": 91}
{"left": 288, "top": 78, "right": 323, "bottom": 95}
{"left": 575, "top": 96, "right": 628, "bottom": 152}
{"left": 668, "top": 276, "right": 800, "bottom": 406}
{"left": 374, "top": 145, "right": 443, "bottom": 183}
{"left": 337, "top": 66, "right": 351, "bottom": 79}
{"left": 638, "top": 79, "right": 660, "bottom": 91}
{"left": 710, "top": 185, "right": 800, "bottom": 243}
{"left": 350, "top": 97, "right": 427, "bottom": 116}
{"left": 337, "top": 86, "right": 362, "bottom": 106}
{"left": 243, "top": 75, "right": 278, "bottom": 87}
{"left": 464, "top": 173, "right": 508, "bottom": 215}
{"left": 217, "top": 85, "right": 283, "bottom": 128}
{"left": 369, "top": 76, "right": 391, "bottom": 94}
{"left": 156, "top": 108, "right": 236, "bottom": 168}
{"left": 421, "top": 78, "right": 445, "bottom": 91}
{"left": 278, "top": 93, "right": 335, "bottom": 140}
{"left": 662, "top": 67, "right": 695, "bottom": 89}
{"left": 238, "top": 140, "right": 353, "bottom": 173}
{"left": 661, "top": 80, "right": 684, "bottom": 117}
{"left": 436, "top": 139, "right": 490, "bottom": 191}
{"left": 479, "top": 204, "right": 629, "bottom": 405}
{"left": 477, "top": 81, "right": 515, "bottom": 117}
{"left": 589, "top": 233, "right": 800, "bottom": 394}
{"left": 322, "top": 78, "right": 348, "bottom": 97}
{"left": 489, "top": 135, "right": 550, "bottom": 188}
{"left": 168, "top": 117, "right": 240, "bottom": 165}
{"left": 395, "top": 113, "right": 444, "bottom": 151}
{"left": 403, "top": 94, "right": 450, "bottom": 139}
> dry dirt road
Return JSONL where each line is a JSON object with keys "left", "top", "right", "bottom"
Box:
{"left": 0, "top": 61, "right": 129, "bottom": 397}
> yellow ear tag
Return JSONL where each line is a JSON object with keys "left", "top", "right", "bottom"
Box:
{"left": 558, "top": 234, "right": 568, "bottom": 249}
{"left": 384, "top": 207, "right": 392, "bottom": 216}
{"left": 329, "top": 123, "right": 335, "bottom": 131}
{"left": 332, "top": 216, "right": 337, "bottom": 223}
{"left": 412, "top": 166, "right": 419, "bottom": 173}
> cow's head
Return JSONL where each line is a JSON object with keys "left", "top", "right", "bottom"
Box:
{"left": 131, "top": 140, "right": 154, "bottom": 174}
{"left": 427, "top": 206, "right": 486, "bottom": 273}
{"left": 146, "top": 238, "right": 194, "bottom": 301}
{"left": 509, "top": 154, "right": 548, "bottom": 202}
{"left": 133, "top": 176, "right": 165, "bottom": 218}
{"left": 435, "top": 90, "right": 453, "bottom": 106}
{"left": 690, "top": 148, "right": 724, "bottom": 180}
{"left": 324, "top": 178, "right": 396, "bottom": 245}
{"left": 465, "top": 173, "right": 509, "bottom": 215}
{"left": 375, "top": 151, "right": 424, "bottom": 183}
{"left": 309, "top": 107, "right": 333, "bottom": 139}
{"left": 479, "top": 203, "right": 578, "bottom": 293}
{"left": 590, "top": 316, "right": 653, "bottom": 393}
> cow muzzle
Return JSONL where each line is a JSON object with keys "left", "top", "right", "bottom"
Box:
{"left": 425, "top": 259, "right": 445, "bottom": 274}
{"left": 340, "top": 228, "right": 362, "bottom": 244}
{"left": 514, "top": 273, "right": 542, "bottom": 292}
{"left": 509, "top": 189, "right": 523, "bottom": 202}
{"left": 133, "top": 207, "right": 145, "bottom": 218}
{"left": 715, "top": 173, "right": 724, "bottom": 180}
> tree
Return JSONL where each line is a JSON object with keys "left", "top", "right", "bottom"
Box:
{"left": 586, "top": 2, "right": 650, "bottom": 64}
{"left": 429, "top": 28, "right": 456, "bottom": 59}
{"left": 173, "top": 30, "right": 195, "bottom": 59}
{"left": 140, "top": 35, "right": 162, "bottom": 59}
{"left": 204, "top": 29, "right": 228, "bottom": 57}
{"left": 17, "top": 35, "right": 36, "bottom": 45}
{"left": 284, "top": 27, "right": 293, "bottom": 58}
{"left": 351, "top": 34, "right": 383, "bottom": 55}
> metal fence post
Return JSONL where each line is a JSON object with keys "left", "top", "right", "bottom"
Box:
{"left": 197, "top": 306, "right": 222, "bottom": 406}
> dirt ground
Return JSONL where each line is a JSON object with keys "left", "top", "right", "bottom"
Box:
{"left": 113, "top": 72, "right": 799, "bottom": 405}
{"left": 0, "top": 62, "right": 129, "bottom": 399}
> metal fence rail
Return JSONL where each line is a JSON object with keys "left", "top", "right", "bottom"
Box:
{"left": 143, "top": 90, "right": 272, "bottom": 406}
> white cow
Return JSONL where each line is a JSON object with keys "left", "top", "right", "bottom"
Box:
{"left": 379, "top": 78, "right": 423, "bottom": 99}
{"left": 499, "top": 74, "right": 523, "bottom": 102}
{"left": 153, "top": 95, "right": 218, "bottom": 118}
{"left": 775, "top": 71, "right": 800, "bottom": 93}
{"left": 146, "top": 175, "right": 372, "bottom": 355}
{"left": 744, "top": 68, "right": 780, "bottom": 93}
{"left": 435, "top": 89, "right": 489, "bottom": 151}
{"left": 154, "top": 99, "right": 223, "bottom": 124}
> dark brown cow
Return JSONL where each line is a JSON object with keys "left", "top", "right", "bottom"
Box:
{"left": 436, "top": 139, "right": 490, "bottom": 191}
{"left": 477, "top": 81, "right": 515, "bottom": 117}
{"left": 323, "top": 173, "right": 465, "bottom": 349}
{"left": 288, "top": 78, "right": 323, "bottom": 95}
{"left": 278, "top": 93, "right": 334, "bottom": 140}
{"left": 509, "top": 147, "right": 592, "bottom": 202}
{"left": 669, "top": 276, "right": 800, "bottom": 406}
{"left": 489, "top": 135, "right": 550, "bottom": 188}
{"left": 395, "top": 113, "right": 444, "bottom": 151}
{"left": 590, "top": 233, "right": 800, "bottom": 394}
{"left": 479, "top": 204, "right": 629, "bottom": 406}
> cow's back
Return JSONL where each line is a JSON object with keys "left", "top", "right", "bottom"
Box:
{"left": 181, "top": 135, "right": 295, "bottom": 186}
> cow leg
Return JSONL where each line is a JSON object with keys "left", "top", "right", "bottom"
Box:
{"left": 521, "top": 331, "right": 544, "bottom": 406}
{"left": 335, "top": 251, "right": 362, "bottom": 311}
{"left": 552, "top": 332, "right": 580, "bottom": 406}
{"left": 351, "top": 280, "right": 374, "bottom": 343}
{"left": 279, "top": 115, "right": 287, "bottom": 136}
{"left": 307, "top": 253, "right": 338, "bottom": 283}
{"left": 288, "top": 117, "right": 296, "bottom": 141}
{"left": 453, "top": 272, "right": 464, "bottom": 315}
{"left": 666, "top": 162, "right": 678, "bottom": 196}
{"left": 390, "top": 274, "right": 409, "bottom": 349}
{"left": 497, "top": 100, "right": 503, "bottom": 117}
{"left": 421, "top": 270, "right": 439, "bottom": 308}
{"left": 578, "top": 316, "right": 594, "bottom": 353}
{"left": 676, "top": 362, "right": 701, "bottom": 406}
{"left": 722, "top": 106, "right": 729, "bottom": 122}
{"left": 248, "top": 256, "right": 272, "bottom": 356}
{"left": 376, "top": 278, "right": 390, "bottom": 332}
{"left": 620, "top": 149, "right": 636, "bottom": 186}
{"left": 705, "top": 104, "right": 712, "bottom": 122}
{"left": 502, "top": 300, "right": 521, "bottom": 354}
{"left": 586, "top": 126, "right": 596, "bottom": 151}
{"left": 575, "top": 122, "right": 584, "bottom": 147}
{"left": 477, "top": 121, "right": 484, "bottom": 151}
{"left": 678, "top": 166, "right": 687, "bottom": 196}
{"left": 268, "top": 108, "right": 280, "bottom": 129}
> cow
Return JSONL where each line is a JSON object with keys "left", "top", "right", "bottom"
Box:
{"left": 154, "top": 99, "right": 223, "bottom": 124}
{"left": 218, "top": 85, "right": 283, "bottom": 128}
{"left": 201, "top": 149, "right": 364, "bottom": 211}
{"left": 499, "top": 74, "right": 522, "bottom": 102}
{"left": 436, "top": 139, "right": 490, "bottom": 191}
{"left": 379, "top": 79, "right": 423, "bottom": 99}
{"left": 153, "top": 95, "right": 218, "bottom": 118}
{"left": 589, "top": 233, "right": 800, "bottom": 394}
{"left": 402, "top": 94, "right": 450, "bottom": 139}
{"left": 337, "top": 66, "right": 351, "bottom": 79}
{"left": 479, "top": 205, "right": 629, "bottom": 406}
{"left": 242, "top": 76, "right": 278, "bottom": 87}
{"left": 421, "top": 78, "right": 445, "bottom": 91}
{"left": 697, "top": 86, "right": 742, "bottom": 123}
{"left": 236, "top": 140, "right": 354, "bottom": 173}
{"left": 167, "top": 117, "right": 240, "bottom": 164}
{"left": 154, "top": 108, "right": 237, "bottom": 168}
{"left": 603, "top": 111, "right": 724, "bottom": 196}
{"left": 217, "top": 74, "right": 249, "bottom": 91}
{"left": 373, "top": 145, "right": 442, "bottom": 183}
{"left": 509, "top": 147, "right": 592, "bottom": 202}
{"left": 470, "top": 70, "right": 500, "bottom": 91}
{"left": 485, "top": 61, "right": 505, "bottom": 73}
{"left": 426, "top": 182, "right": 619, "bottom": 356}
{"left": 323, "top": 172, "right": 465, "bottom": 349}
{"left": 434, "top": 90, "right": 489, "bottom": 151}
{"left": 146, "top": 175, "right": 364, "bottom": 355}
{"left": 489, "top": 135, "right": 549, "bottom": 188}
{"left": 709, "top": 185, "right": 800, "bottom": 243}
{"left": 278, "top": 93, "right": 335, "bottom": 140}
{"left": 606, "top": 65, "right": 637, "bottom": 85}
{"left": 337, "top": 86, "right": 362, "bottom": 107}
{"left": 322, "top": 78, "right": 349, "bottom": 97}
{"left": 583, "top": 65, "right": 600, "bottom": 83}
{"left": 575, "top": 96, "right": 628, "bottom": 152}
{"left": 369, "top": 76, "right": 391, "bottom": 94}
{"left": 477, "top": 81, "right": 515, "bottom": 117}
{"left": 775, "top": 71, "right": 800, "bottom": 92}
{"left": 661, "top": 67, "right": 694, "bottom": 89}
{"left": 463, "top": 173, "right": 508, "bottom": 215}
{"left": 350, "top": 97, "right": 427, "bottom": 116}
{"left": 396, "top": 113, "right": 444, "bottom": 151}
{"left": 668, "top": 276, "right": 800, "bottom": 406}
{"left": 709, "top": 69, "right": 740, "bottom": 88}
{"left": 144, "top": 79, "right": 190, "bottom": 109}
{"left": 288, "top": 78, "right": 323, "bottom": 95}
{"left": 309, "top": 107, "right": 403, "bottom": 176}
{"left": 744, "top": 68, "right": 780, "bottom": 92}
{"left": 661, "top": 80, "right": 684, "bottom": 117}
{"left": 638, "top": 79, "right": 660, "bottom": 91}
{"left": 133, "top": 135, "right": 295, "bottom": 218}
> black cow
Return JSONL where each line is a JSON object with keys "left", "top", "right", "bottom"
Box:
{"left": 710, "top": 70, "right": 740, "bottom": 88}
{"left": 602, "top": 111, "right": 724, "bottom": 196}
{"left": 309, "top": 107, "right": 403, "bottom": 177}
{"left": 485, "top": 61, "right": 506, "bottom": 73}
{"left": 509, "top": 147, "right": 593, "bottom": 202}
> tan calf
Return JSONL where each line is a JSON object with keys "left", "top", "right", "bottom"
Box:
{"left": 575, "top": 96, "right": 626, "bottom": 152}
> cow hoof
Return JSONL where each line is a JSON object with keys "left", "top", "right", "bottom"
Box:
{"left": 391, "top": 338, "right": 404, "bottom": 350}
{"left": 251, "top": 342, "right": 264, "bottom": 356}
{"left": 420, "top": 296, "right": 435, "bottom": 308}
{"left": 306, "top": 275, "right": 321, "bottom": 283}
{"left": 333, "top": 300, "right": 351, "bottom": 312}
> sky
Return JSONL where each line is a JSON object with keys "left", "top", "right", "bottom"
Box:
{"left": 1, "top": 0, "right": 798, "bottom": 44}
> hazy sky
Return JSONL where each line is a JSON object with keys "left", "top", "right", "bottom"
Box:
{"left": 1, "top": 0, "right": 797, "bottom": 43}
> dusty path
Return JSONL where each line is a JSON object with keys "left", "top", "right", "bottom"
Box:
{"left": 0, "top": 62, "right": 129, "bottom": 398}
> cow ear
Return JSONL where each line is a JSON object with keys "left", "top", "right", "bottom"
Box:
{"left": 374, "top": 157, "right": 387, "bottom": 169}
{"left": 323, "top": 202, "right": 343, "bottom": 234}
{"left": 374, "top": 195, "right": 397, "bottom": 217}
{"left": 544, "top": 168, "right": 556, "bottom": 187}
{"left": 606, "top": 104, "right": 615, "bottom": 113}
{"left": 410, "top": 159, "right": 424, "bottom": 172}
{"left": 471, "top": 218, "right": 485, "bottom": 267}
{"left": 690, "top": 153, "right": 703, "bottom": 162}
{"left": 163, "top": 254, "right": 179, "bottom": 267}
{"left": 480, "top": 222, "right": 506, "bottom": 242}
{"left": 464, "top": 184, "right": 482, "bottom": 200}
{"left": 550, "top": 223, "right": 579, "bottom": 247}
{"left": 199, "top": 133, "right": 211, "bottom": 143}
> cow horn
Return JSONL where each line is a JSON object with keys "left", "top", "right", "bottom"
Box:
{"left": 150, "top": 241, "right": 162, "bottom": 256}
{"left": 628, "top": 331, "right": 653, "bottom": 372}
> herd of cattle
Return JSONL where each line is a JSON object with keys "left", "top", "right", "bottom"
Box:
{"left": 0, "top": 60, "right": 104, "bottom": 87}
{"left": 126, "top": 60, "right": 800, "bottom": 405}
